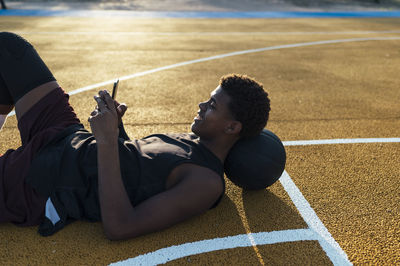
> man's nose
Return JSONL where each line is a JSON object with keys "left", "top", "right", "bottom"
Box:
{"left": 198, "top": 101, "right": 207, "bottom": 110}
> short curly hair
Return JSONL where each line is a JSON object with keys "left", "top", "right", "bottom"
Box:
{"left": 220, "top": 74, "right": 270, "bottom": 138}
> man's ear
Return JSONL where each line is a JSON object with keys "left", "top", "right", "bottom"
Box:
{"left": 225, "top": 120, "right": 242, "bottom": 135}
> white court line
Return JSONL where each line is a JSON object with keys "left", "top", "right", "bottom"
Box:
{"left": 110, "top": 229, "right": 318, "bottom": 266}
{"left": 112, "top": 170, "right": 354, "bottom": 266}
{"left": 7, "top": 36, "right": 400, "bottom": 118}
{"left": 280, "top": 171, "right": 352, "bottom": 265}
{"left": 283, "top": 138, "right": 400, "bottom": 146}
{"left": 14, "top": 30, "right": 400, "bottom": 36}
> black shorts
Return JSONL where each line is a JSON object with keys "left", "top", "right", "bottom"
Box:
{"left": 0, "top": 32, "right": 81, "bottom": 226}
{"left": 0, "top": 32, "right": 56, "bottom": 105}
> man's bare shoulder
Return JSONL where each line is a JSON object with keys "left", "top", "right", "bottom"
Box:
{"left": 167, "top": 163, "right": 223, "bottom": 192}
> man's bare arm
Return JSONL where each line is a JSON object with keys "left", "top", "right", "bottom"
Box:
{"left": 88, "top": 90, "right": 134, "bottom": 239}
{"left": 96, "top": 141, "right": 137, "bottom": 239}
{"left": 99, "top": 164, "right": 223, "bottom": 240}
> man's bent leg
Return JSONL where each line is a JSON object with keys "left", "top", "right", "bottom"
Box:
{"left": 0, "top": 32, "right": 56, "bottom": 120}
{"left": 0, "top": 33, "right": 80, "bottom": 225}
{"left": 15, "top": 81, "right": 59, "bottom": 120}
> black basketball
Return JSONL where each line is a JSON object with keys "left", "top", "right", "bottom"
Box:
{"left": 224, "top": 129, "right": 286, "bottom": 190}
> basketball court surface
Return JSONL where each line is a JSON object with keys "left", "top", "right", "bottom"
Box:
{"left": 0, "top": 2, "right": 399, "bottom": 265}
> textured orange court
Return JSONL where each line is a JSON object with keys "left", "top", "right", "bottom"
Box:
{"left": 0, "top": 16, "right": 399, "bottom": 265}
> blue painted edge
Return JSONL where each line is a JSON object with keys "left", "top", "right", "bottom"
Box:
{"left": 1, "top": 9, "right": 400, "bottom": 18}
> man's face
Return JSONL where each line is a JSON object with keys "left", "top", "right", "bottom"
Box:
{"left": 191, "top": 86, "right": 236, "bottom": 140}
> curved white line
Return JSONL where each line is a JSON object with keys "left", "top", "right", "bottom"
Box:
{"left": 110, "top": 229, "right": 318, "bottom": 266}
{"left": 68, "top": 36, "right": 400, "bottom": 96}
{"left": 7, "top": 36, "right": 400, "bottom": 118}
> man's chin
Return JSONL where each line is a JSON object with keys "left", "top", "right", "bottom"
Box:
{"left": 190, "top": 122, "right": 200, "bottom": 136}
{"left": 190, "top": 122, "right": 196, "bottom": 133}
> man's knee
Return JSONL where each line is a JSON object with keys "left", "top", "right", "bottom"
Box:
{"left": 0, "top": 32, "right": 32, "bottom": 58}
{"left": 0, "top": 32, "right": 28, "bottom": 42}
{"left": 0, "top": 32, "right": 16, "bottom": 40}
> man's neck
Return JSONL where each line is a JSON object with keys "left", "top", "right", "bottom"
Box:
{"left": 199, "top": 135, "right": 240, "bottom": 163}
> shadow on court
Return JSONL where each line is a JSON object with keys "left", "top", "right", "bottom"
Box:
{"left": 242, "top": 188, "right": 307, "bottom": 232}
{"left": 241, "top": 188, "right": 334, "bottom": 264}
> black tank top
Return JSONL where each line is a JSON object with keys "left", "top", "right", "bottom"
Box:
{"left": 26, "top": 124, "right": 225, "bottom": 230}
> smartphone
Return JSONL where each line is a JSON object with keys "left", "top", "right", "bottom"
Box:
{"left": 112, "top": 79, "right": 119, "bottom": 99}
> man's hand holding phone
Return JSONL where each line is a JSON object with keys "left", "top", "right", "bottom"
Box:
{"left": 89, "top": 80, "right": 128, "bottom": 143}
{"left": 89, "top": 90, "right": 119, "bottom": 144}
